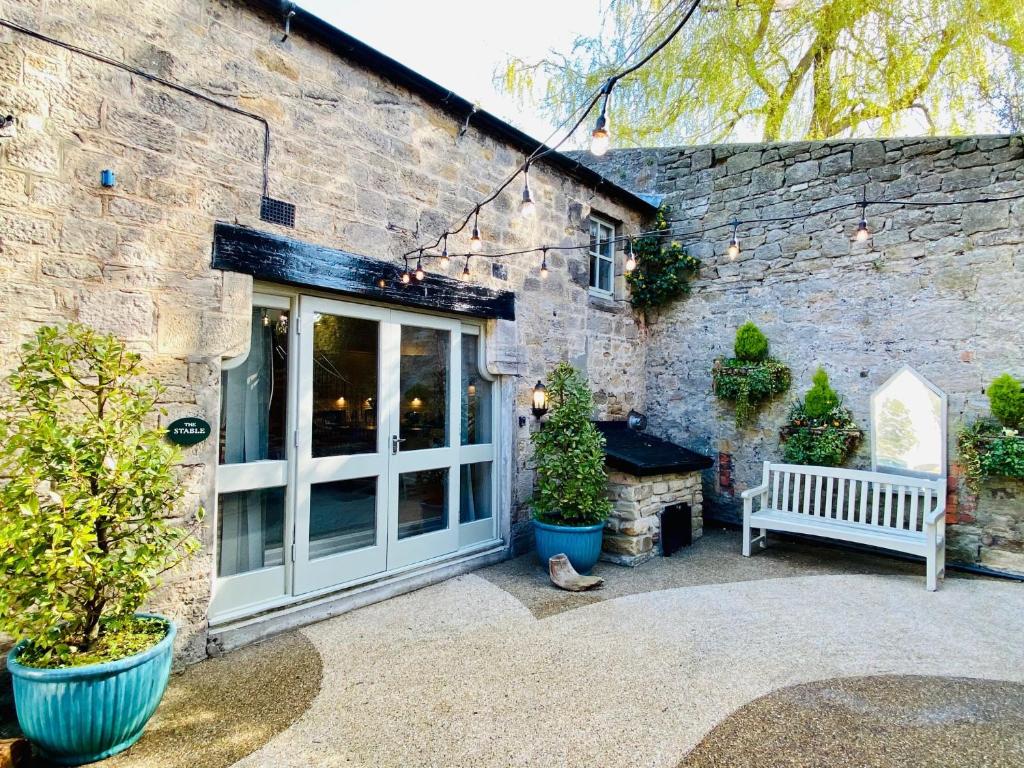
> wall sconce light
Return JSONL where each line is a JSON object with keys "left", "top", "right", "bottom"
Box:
{"left": 531, "top": 380, "right": 548, "bottom": 420}
{"left": 410, "top": 397, "right": 423, "bottom": 408}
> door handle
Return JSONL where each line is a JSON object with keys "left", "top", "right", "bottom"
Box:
{"left": 391, "top": 434, "right": 406, "bottom": 454}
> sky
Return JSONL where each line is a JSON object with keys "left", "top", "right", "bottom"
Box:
{"left": 298, "top": 0, "right": 601, "bottom": 145}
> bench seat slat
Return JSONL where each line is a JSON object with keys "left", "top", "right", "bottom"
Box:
{"left": 750, "top": 509, "right": 929, "bottom": 556}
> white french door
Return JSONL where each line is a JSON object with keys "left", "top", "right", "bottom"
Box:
{"left": 212, "top": 291, "right": 498, "bottom": 620}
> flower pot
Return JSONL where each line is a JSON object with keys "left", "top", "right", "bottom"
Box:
{"left": 533, "top": 519, "right": 606, "bottom": 574}
{"left": 7, "top": 613, "right": 175, "bottom": 766}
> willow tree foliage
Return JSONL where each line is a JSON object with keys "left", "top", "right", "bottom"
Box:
{"left": 500, "top": 0, "right": 1024, "bottom": 142}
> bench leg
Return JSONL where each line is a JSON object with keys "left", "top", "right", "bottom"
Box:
{"left": 926, "top": 553, "right": 938, "bottom": 591}
{"left": 759, "top": 527, "right": 768, "bottom": 549}
{"left": 926, "top": 523, "right": 941, "bottom": 591}
{"left": 742, "top": 498, "right": 752, "bottom": 557}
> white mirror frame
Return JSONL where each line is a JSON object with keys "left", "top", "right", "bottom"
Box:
{"left": 870, "top": 365, "right": 947, "bottom": 480}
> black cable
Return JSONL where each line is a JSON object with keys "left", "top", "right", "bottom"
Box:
{"left": 0, "top": 17, "right": 272, "bottom": 197}
{"left": 402, "top": 0, "right": 703, "bottom": 260}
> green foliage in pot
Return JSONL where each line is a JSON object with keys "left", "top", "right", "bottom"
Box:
{"left": 0, "top": 324, "right": 202, "bottom": 668}
{"left": 803, "top": 367, "right": 841, "bottom": 420}
{"left": 530, "top": 362, "right": 611, "bottom": 526}
{"left": 626, "top": 206, "right": 701, "bottom": 314}
{"left": 987, "top": 373, "right": 1024, "bottom": 430}
{"left": 958, "top": 375, "right": 1024, "bottom": 491}
{"left": 734, "top": 322, "right": 769, "bottom": 363}
{"left": 712, "top": 323, "right": 790, "bottom": 427}
{"left": 781, "top": 369, "right": 861, "bottom": 467}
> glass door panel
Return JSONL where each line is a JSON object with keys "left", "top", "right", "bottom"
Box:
{"left": 386, "top": 313, "right": 460, "bottom": 570}
{"left": 293, "top": 297, "right": 388, "bottom": 594}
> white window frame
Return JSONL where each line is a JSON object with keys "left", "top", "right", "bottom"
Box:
{"left": 588, "top": 214, "right": 616, "bottom": 297}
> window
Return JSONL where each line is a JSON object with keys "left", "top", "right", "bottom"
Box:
{"left": 589, "top": 215, "right": 616, "bottom": 295}
{"left": 871, "top": 366, "right": 947, "bottom": 479}
{"left": 459, "top": 328, "right": 497, "bottom": 545}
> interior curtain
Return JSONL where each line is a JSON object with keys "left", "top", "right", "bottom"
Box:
{"left": 219, "top": 313, "right": 274, "bottom": 575}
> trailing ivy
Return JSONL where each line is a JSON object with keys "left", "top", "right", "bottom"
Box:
{"left": 712, "top": 322, "right": 790, "bottom": 427}
{"left": 958, "top": 419, "right": 1024, "bottom": 492}
{"left": 780, "top": 369, "right": 861, "bottom": 467}
{"left": 626, "top": 206, "right": 701, "bottom": 313}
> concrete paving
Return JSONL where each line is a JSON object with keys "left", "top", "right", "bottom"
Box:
{"left": 4, "top": 529, "right": 1023, "bottom": 767}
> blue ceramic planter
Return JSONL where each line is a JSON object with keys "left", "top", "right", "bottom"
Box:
{"left": 533, "top": 519, "right": 606, "bottom": 574}
{"left": 7, "top": 614, "right": 175, "bottom": 766}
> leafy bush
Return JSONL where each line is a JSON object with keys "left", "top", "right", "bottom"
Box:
{"left": 780, "top": 370, "right": 860, "bottom": 467}
{"left": 713, "top": 326, "right": 789, "bottom": 428}
{"left": 958, "top": 418, "right": 1024, "bottom": 492}
{"left": 987, "top": 373, "right": 1024, "bottom": 430}
{"left": 626, "top": 206, "right": 701, "bottom": 313}
{"left": 734, "top": 322, "right": 769, "bottom": 363}
{"left": 803, "top": 367, "right": 840, "bottom": 420}
{"left": 0, "top": 324, "right": 201, "bottom": 668}
{"left": 530, "top": 362, "right": 611, "bottom": 526}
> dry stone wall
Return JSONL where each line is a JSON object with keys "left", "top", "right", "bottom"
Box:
{"left": 0, "top": 0, "right": 647, "bottom": 660}
{"left": 581, "top": 136, "right": 1024, "bottom": 573}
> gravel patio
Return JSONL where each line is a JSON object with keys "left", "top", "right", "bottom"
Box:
{"left": 6, "top": 527, "right": 1022, "bottom": 768}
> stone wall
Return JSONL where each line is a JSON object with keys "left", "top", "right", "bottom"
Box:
{"left": 602, "top": 470, "right": 703, "bottom": 565}
{"left": 580, "top": 136, "right": 1024, "bottom": 573}
{"left": 0, "top": 0, "right": 648, "bottom": 660}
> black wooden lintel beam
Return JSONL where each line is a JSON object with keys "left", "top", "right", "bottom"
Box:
{"left": 212, "top": 222, "right": 516, "bottom": 321}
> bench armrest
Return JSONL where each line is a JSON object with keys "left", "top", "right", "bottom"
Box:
{"left": 740, "top": 483, "right": 769, "bottom": 500}
{"left": 925, "top": 492, "right": 947, "bottom": 525}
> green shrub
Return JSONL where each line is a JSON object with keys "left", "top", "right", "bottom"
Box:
{"left": 713, "top": 358, "right": 791, "bottom": 427}
{"left": 803, "top": 367, "right": 840, "bottom": 420}
{"left": 987, "top": 373, "right": 1024, "bottom": 430}
{"left": 958, "top": 418, "right": 1024, "bottom": 491}
{"left": 0, "top": 324, "right": 201, "bottom": 668}
{"left": 734, "top": 322, "right": 769, "bottom": 363}
{"left": 782, "top": 425, "right": 848, "bottom": 467}
{"left": 530, "top": 362, "right": 611, "bottom": 526}
{"left": 626, "top": 206, "right": 701, "bottom": 314}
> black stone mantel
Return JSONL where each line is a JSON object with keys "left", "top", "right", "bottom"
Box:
{"left": 212, "top": 222, "right": 516, "bottom": 320}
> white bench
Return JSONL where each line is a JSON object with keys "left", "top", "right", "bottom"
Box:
{"left": 741, "top": 462, "right": 947, "bottom": 590}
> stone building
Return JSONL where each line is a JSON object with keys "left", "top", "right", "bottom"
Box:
{"left": 0, "top": 0, "right": 653, "bottom": 661}
{"left": 2, "top": 0, "right": 1022, "bottom": 666}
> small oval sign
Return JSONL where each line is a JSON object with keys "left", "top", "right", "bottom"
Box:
{"left": 167, "top": 417, "right": 212, "bottom": 446}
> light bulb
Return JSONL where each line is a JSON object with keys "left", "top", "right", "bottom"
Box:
{"left": 440, "top": 236, "right": 450, "bottom": 267}
{"left": 470, "top": 208, "right": 483, "bottom": 252}
{"left": 401, "top": 270, "right": 411, "bottom": 284}
{"left": 415, "top": 264, "right": 425, "bottom": 280}
{"left": 625, "top": 254, "right": 636, "bottom": 272}
{"left": 856, "top": 218, "right": 869, "bottom": 241}
{"left": 590, "top": 120, "right": 610, "bottom": 157}
{"left": 520, "top": 169, "right": 536, "bottom": 217}
{"left": 727, "top": 239, "right": 739, "bottom": 259}
{"left": 461, "top": 264, "right": 471, "bottom": 280}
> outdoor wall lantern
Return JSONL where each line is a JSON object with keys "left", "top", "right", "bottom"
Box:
{"left": 531, "top": 380, "right": 548, "bottom": 420}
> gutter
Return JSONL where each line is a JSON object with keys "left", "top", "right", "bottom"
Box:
{"left": 245, "top": 0, "right": 658, "bottom": 216}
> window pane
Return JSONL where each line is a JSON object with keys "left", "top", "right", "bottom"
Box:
{"left": 400, "top": 326, "right": 449, "bottom": 450}
{"left": 309, "top": 477, "right": 377, "bottom": 558}
{"left": 590, "top": 253, "right": 599, "bottom": 288}
{"left": 398, "top": 468, "right": 448, "bottom": 539}
{"left": 599, "top": 258, "right": 612, "bottom": 292}
{"left": 589, "top": 219, "right": 598, "bottom": 247}
{"left": 220, "top": 307, "right": 289, "bottom": 464}
{"left": 312, "top": 314, "right": 379, "bottom": 458}
{"left": 601, "top": 235, "right": 614, "bottom": 260}
{"left": 461, "top": 334, "right": 491, "bottom": 445}
{"left": 217, "top": 487, "right": 285, "bottom": 576}
{"left": 460, "top": 462, "right": 492, "bottom": 523}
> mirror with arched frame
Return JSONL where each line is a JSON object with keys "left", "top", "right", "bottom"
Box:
{"left": 870, "top": 366, "right": 947, "bottom": 479}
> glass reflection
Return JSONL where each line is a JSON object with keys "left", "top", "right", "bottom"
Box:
{"left": 461, "top": 334, "right": 491, "bottom": 445}
{"left": 312, "top": 314, "right": 379, "bottom": 457}
{"left": 460, "top": 462, "right": 492, "bottom": 523}
{"left": 872, "top": 368, "right": 945, "bottom": 476}
{"left": 400, "top": 327, "right": 449, "bottom": 450}
{"left": 309, "top": 477, "right": 377, "bottom": 558}
{"left": 217, "top": 487, "right": 285, "bottom": 576}
{"left": 398, "top": 468, "right": 448, "bottom": 539}
{"left": 220, "top": 307, "right": 289, "bottom": 464}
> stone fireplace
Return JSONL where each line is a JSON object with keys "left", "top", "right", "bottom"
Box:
{"left": 596, "top": 422, "right": 713, "bottom": 566}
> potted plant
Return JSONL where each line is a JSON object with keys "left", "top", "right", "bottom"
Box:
{"left": 530, "top": 362, "right": 611, "bottom": 573}
{"left": 958, "top": 373, "right": 1024, "bottom": 491}
{"left": 712, "top": 322, "right": 791, "bottom": 427}
{"left": 780, "top": 367, "right": 862, "bottom": 466}
{"left": 0, "top": 324, "right": 201, "bottom": 765}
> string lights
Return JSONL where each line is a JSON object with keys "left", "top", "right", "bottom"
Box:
{"left": 726, "top": 220, "right": 740, "bottom": 259}
{"left": 855, "top": 189, "right": 870, "bottom": 241}
{"left": 590, "top": 81, "right": 612, "bottom": 157}
{"left": 470, "top": 207, "right": 483, "bottom": 252}
{"left": 520, "top": 164, "right": 536, "bottom": 217}
{"left": 624, "top": 240, "right": 636, "bottom": 273}
{"left": 414, "top": 250, "right": 425, "bottom": 281}
{"left": 540, "top": 247, "right": 549, "bottom": 278}
{"left": 440, "top": 235, "right": 450, "bottom": 267}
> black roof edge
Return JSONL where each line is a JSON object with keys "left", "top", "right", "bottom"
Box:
{"left": 246, "top": 0, "right": 657, "bottom": 215}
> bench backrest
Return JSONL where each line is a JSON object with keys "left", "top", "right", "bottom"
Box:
{"left": 763, "top": 462, "right": 945, "bottom": 533}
